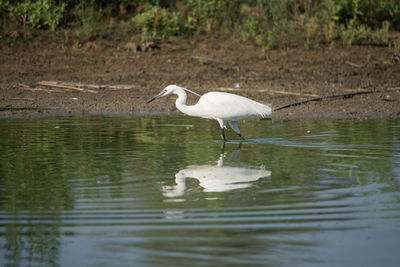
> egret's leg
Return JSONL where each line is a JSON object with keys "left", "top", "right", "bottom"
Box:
{"left": 221, "top": 128, "right": 227, "bottom": 141}
{"left": 229, "top": 122, "right": 246, "bottom": 140}
{"left": 217, "top": 119, "right": 227, "bottom": 141}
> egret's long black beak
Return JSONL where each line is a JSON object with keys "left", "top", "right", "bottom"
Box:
{"left": 146, "top": 91, "right": 165, "bottom": 104}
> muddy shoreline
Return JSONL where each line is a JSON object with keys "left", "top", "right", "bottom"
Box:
{"left": 1, "top": 39, "right": 399, "bottom": 119}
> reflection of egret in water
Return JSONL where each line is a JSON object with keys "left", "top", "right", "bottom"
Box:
{"left": 163, "top": 147, "right": 271, "bottom": 198}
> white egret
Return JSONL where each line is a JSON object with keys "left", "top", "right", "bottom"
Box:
{"left": 146, "top": 85, "right": 272, "bottom": 141}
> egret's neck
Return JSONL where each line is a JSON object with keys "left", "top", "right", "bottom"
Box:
{"left": 174, "top": 88, "right": 198, "bottom": 116}
{"left": 163, "top": 175, "right": 186, "bottom": 198}
{"left": 175, "top": 88, "right": 187, "bottom": 107}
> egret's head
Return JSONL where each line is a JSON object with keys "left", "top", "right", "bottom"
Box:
{"left": 146, "top": 85, "right": 181, "bottom": 104}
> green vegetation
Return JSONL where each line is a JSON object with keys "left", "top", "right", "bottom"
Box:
{"left": 1, "top": 0, "right": 399, "bottom": 49}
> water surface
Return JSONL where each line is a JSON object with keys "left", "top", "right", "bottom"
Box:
{"left": 0, "top": 116, "right": 399, "bottom": 266}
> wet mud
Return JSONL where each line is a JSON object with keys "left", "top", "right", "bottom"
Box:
{"left": 1, "top": 38, "right": 399, "bottom": 119}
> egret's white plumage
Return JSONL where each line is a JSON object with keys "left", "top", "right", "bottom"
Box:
{"left": 146, "top": 85, "right": 272, "bottom": 140}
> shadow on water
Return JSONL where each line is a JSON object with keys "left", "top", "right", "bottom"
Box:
{"left": 0, "top": 116, "right": 399, "bottom": 266}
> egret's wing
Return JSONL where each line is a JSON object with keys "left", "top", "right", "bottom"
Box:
{"left": 197, "top": 92, "right": 271, "bottom": 120}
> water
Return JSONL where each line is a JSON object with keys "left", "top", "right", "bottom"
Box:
{"left": 0, "top": 116, "right": 399, "bottom": 267}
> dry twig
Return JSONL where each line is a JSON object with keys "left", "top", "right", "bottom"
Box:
{"left": 191, "top": 56, "right": 218, "bottom": 63}
{"left": 345, "top": 61, "right": 361, "bottom": 68}
{"left": 37, "top": 81, "right": 98, "bottom": 93}
{"left": 274, "top": 90, "right": 374, "bottom": 111}
{"left": 213, "top": 87, "right": 319, "bottom": 97}
{"left": 37, "top": 81, "right": 138, "bottom": 92}
{"left": 19, "top": 83, "right": 64, "bottom": 93}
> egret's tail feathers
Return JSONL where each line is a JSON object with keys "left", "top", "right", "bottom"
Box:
{"left": 256, "top": 103, "right": 272, "bottom": 119}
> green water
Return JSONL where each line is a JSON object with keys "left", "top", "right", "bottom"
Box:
{"left": 0, "top": 116, "right": 399, "bottom": 266}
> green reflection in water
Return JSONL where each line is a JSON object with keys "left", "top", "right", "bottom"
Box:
{"left": 0, "top": 116, "right": 399, "bottom": 266}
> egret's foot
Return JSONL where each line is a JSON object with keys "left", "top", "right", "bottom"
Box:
{"left": 238, "top": 134, "right": 246, "bottom": 141}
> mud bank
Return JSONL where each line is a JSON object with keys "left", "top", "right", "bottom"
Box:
{"left": 1, "top": 39, "right": 399, "bottom": 119}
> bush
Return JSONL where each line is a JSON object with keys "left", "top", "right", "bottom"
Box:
{"left": 3, "top": 0, "right": 64, "bottom": 31}
{"left": 71, "top": 2, "right": 107, "bottom": 44}
{"left": 0, "top": 0, "right": 399, "bottom": 48}
{"left": 130, "top": 5, "right": 182, "bottom": 42}
{"left": 340, "top": 19, "right": 371, "bottom": 46}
